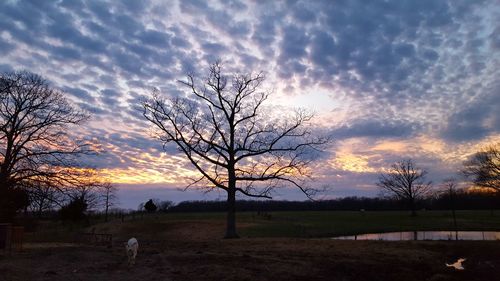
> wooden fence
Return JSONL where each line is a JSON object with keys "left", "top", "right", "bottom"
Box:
{"left": 0, "top": 224, "right": 24, "bottom": 252}
{"left": 76, "top": 232, "right": 113, "bottom": 247}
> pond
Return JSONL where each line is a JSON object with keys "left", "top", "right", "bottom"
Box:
{"left": 332, "top": 231, "right": 500, "bottom": 241}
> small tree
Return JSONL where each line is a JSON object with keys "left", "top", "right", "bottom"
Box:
{"left": 137, "top": 202, "right": 145, "bottom": 212}
{"left": 440, "top": 178, "right": 459, "bottom": 237}
{"left": 62, "top": 176, "right": 101, "bottom": 211}
{"left": 143, "top": 62, "right": 327, "bottom": 238}
{"left": 100, "top": 182, "right": 118, "bottom": 222}
{"left": 144, "top": 199, "right": 157, "bottom": 213}
{"left": 377, "top": 159, "right": 431, "bottom": 216}
{"left": 158, "top": 200, "right": 173, "bottom": 212}
{"left": 27, "top": 181, "right": 63, "bottom": 218}
{"left": 462, "top": 143, "right": 499, "bottom": 193}
{"left": 59, "top": 196, "right": 88, "bottom": 222}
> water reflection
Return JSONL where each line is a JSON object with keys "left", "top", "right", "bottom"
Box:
{"left": 333, "top": 231, "right": 500, "bottom": 241}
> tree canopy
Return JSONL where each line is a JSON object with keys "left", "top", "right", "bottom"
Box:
{"left": 463, "top": 143, "right": 499, "bottom": 193}
{"left": 0, "top": 71, "right": 90, "bottom": 221}
{"left": 377, "top": 159, "right": 431, "bottom": 216}
{"left": 143, "top": 62, "right": 327, "bottom": 237}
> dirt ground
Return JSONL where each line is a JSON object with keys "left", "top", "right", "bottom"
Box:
{"left": 1, "top": 220, "right": 499, "bottom": 281}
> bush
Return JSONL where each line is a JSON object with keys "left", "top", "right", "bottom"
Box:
{"left": 0, "top": 188, "right": 30, "bottom": 222}
{"left": 59, "top": 197, "right": 87, "bottom": 221}
{"left": 144, "top": 199, "right": 157, "bottom": 213}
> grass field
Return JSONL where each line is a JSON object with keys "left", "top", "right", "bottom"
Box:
{"left": 237, "top": 210, "right": 500, "bottom": 237}
{"left": 122, "top": 210, "right": 500, "bottom": 238}
{"left": 2, "top": 210, "right": 500, "bottom": 281}
{"left": 25, "top": 210, "right": 500, "bottom": 243}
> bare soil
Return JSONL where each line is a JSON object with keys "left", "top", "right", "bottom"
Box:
{"left": 1, "top": 219, "right": 499, "bottom": 281}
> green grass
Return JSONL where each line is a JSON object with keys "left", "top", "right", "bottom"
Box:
{"left": 236, "top": 210, "right": 500, "bottom": 238}
{"left": 127, "top": 210, "right": 500, "bottom": 238}
{"left": 25, "top": 210, "right": 500, "bottom": 241}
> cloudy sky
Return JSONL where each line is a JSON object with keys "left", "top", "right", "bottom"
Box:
{"left": 1, "top": 0, "right": 499, "bottom": 208}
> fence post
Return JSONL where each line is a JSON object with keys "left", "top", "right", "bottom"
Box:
{"left": 0, "top": 223, "right": 12, "bottom": 252}
{"left": 11, "top": 226, "right": 24, "bottom": 252}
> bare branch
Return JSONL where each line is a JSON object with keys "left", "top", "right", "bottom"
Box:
{"left": 377, "top": 159, "right": 432, "bottom": 216}
{"left": 462, "top": 143, "right": 499, "bottom": 192}
{"left": 143, "top": 62, "right": 329, "bottom": 238}
{"left": 0, "top": 71, "right": 94, "bottom": 220}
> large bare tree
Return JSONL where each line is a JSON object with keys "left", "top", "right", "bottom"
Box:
{"left": 377, "top": 159, "right": 431, "bottom": 216}
{"left": 0, "top": 71, "right": 89, "bottom": 221}
{"left": 143, "top": 62, "right": 327, "bottom": 238}
{"left": 462, "top": 143, "right": 499, "bottom": 193}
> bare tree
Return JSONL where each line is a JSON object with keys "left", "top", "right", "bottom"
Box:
{"left": 100, "top": 182, "right": 118, "bottom": 222}
{"left": 26, "top": 168, "right": 114, "bottom": 219}
{"left": 440, "top": 178, "right": 459, "bottom": 238}
{"left": 137, "top": 202, "right": 145, "bottom": 213}
{"left": 61, "top": 168, "right": 107, "bottom": 212}
{"left": 462, "top": 143, "right": 499, "bottom": 193}
{"left": 0, "top": 71, "right": 89, "bottom": 221}
{"left": 143, "top": 62, "right": 327, "bottom": 238}
{"left": 27, "top": 181, "right": 64, "bottom": 217}
{"left": 377, "top": 159, "right": 431, "bottom": 216}
{"left": 158, "top": 200, "right": 173, "bottom": 212}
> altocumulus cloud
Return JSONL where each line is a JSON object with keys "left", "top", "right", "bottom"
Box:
{"left": 0, "top": 0, "right": 498, "bottom": 204}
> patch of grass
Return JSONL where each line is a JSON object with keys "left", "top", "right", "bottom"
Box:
{"left": 23, "top": 210, "right": 500, "bottom": 242}
{"left": 24, "top": 220, "right": 89, "bottom": 243}
{"left": 237, "top": 210, "right": 500, "bottom": 237}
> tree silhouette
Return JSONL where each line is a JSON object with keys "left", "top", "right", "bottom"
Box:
{"left": 144, "top": 199, "right": 157, "bottom": 213}
{"left": 143, "top": 62, "right": 327, "bottom": 238}
{"left": 61, "top": 168, "right": 112, "bottom": 212}
{"left": 100, "top": 182, "right": 117, "bottom": 222}
{"left": 440, "top": 178, "right": 459, "bottom": 238}
{"left": 59, "top": 196, "right": 87, "bottom": 221}
{"left": 462, "top": 143, "right": 499, "bottom": 193}
{"left": 27, "top": 181, "right": 63, "bottom": 218}
{"left": 377, "top": 159, "right": 431, "bottom": 216}
{"left": 158, "top": 200, "right": 173, "bottom": 212}
{"left": 0, "top": 71, "right": 90, "bottom": 221}
{"left": 26, "top": 168, "right": 114, "bottom": 218}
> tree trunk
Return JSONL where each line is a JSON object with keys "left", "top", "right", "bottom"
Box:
{"left": 450, "top": 192, "right": 457, "bottom": 234}
{"left": 410, "top": 198, "right": 417, "bottom": 217}
{"left": 37, "top": 205, "right": 43, "bottom": 219}
{"left": 224, "top": 189, "right": 239, "bottom": 239}
{"left": 105, "top": 195, "right": 109, "bottom": 222}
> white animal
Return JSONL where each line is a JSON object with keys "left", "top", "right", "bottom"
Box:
{"left": 446, "top": 258, "right": 466, "bottom": 270}
{"left": 125, "top": 237, "right": 139, "bottom": 265}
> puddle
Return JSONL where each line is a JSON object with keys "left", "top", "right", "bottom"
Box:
{"left": 333, "top": 231, "right": 500, "bottom": 241}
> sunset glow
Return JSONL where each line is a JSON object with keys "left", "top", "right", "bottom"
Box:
{"left": 1, "top": 0, "right": 498, "bottom": 207}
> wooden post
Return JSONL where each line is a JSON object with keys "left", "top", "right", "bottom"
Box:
{"left": 0, "top": 223, "right": 11, "bottom": 251}
{"left": 11, "top": 226, "right": 23, "bottom": 252}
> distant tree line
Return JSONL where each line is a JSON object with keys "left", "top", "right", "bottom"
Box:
{"left": 165, "top": 190, "right": 499, "bottom": 213}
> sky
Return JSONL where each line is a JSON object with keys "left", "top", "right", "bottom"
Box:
{"left": 1, "top": 0, "right": 499, "bottom": 209}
